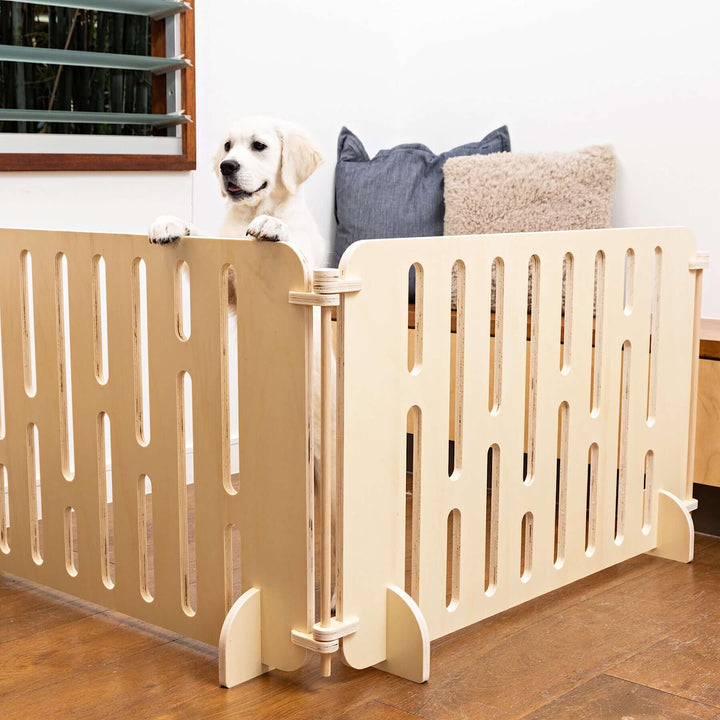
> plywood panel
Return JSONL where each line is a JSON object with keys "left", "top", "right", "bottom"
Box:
{"left": 338, "top": 228, "right": 698, "bottom": 670}
{"left": 694, "top": 358, "right": 720, "bottom": 487}
{"left": 0, "top": 229, "right": 312, "bottom": 672}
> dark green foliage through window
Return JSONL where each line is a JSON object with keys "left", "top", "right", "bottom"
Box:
{"left": 0, "top": 2, "right": 153, "bottom": 135}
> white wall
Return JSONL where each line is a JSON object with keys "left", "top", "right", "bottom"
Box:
{"left": 0, "top": 171, "right": 191, "bottom": 235}
{"left": 1, "top": 1, "right": 717, "bottom": 315}
{"left": 193, "top": 0, "right": 720, "bottom": 317}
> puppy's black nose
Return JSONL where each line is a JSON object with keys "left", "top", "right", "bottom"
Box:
{"left": 220, "top": 160, "right": 239, "bottom": 176}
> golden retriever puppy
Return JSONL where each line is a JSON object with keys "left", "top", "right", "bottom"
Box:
{"left": 149, "top": 115, "right": 329, "bottom": 268}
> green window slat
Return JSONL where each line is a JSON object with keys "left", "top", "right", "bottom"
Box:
{"left": 0, "top": 109, "right": 190, "bottom": 127}
{"left": 0, "top": 0, "right": 190, "bottom": 19}
{"left": 0, "top": 44, "right": 191, "bottom": 74}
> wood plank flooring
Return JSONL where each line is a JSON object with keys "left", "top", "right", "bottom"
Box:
{"left": 3, "top": 535, "right": 720, "bottom": 719}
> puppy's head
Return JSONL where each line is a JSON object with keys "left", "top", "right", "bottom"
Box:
{"left": 215, "top": 116, "right": 322, "bottom": 207}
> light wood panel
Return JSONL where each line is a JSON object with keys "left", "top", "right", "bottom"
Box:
{"left": 337, "top": 228, "right": 699, "bottom": 672}
{"left": 0, "top": 229, "right": 313, "bottom": 673}
{"left": 695, "top": 358, "right": 720, "bottom": 487}
{"left": 0, "top": 226, "right": 704, "bottom": 691}
{"left": 409, "top": 318, "right": 717, "bottom": 481}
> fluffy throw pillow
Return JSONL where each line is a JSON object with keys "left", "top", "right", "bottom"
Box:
{"left": 333, "top": 126, "right": 511, "bottom": 276}
{"left": 444, "top": 144, "right": 617, "bottom": 308}
{"left": 444, "top": 144, "right": 616, "bottom": 235}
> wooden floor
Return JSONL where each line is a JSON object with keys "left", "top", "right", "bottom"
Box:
{"left": 3, "top": 535, "right": 720, "bottom": 719}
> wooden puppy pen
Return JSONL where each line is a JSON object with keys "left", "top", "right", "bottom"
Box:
{"left": 0, "top": 227, "right": 705, "bottom": 687}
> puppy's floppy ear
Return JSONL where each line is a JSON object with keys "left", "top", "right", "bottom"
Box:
{"left": 279, "top": 125, "right": 323, "bottom": 194}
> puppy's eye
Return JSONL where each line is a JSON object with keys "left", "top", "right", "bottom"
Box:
{"left": 251, "top": 141, "right": 267, "bottom": 152}
{"left": 224, "top": 141, "right": 231, "bottom": 152}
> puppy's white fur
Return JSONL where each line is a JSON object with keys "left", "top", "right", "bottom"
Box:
{"left": 149, "top": 115, "right": 329, "bottom": 268}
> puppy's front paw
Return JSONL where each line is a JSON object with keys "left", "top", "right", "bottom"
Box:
{"left": 149, "top": 216, "right": 192, "bottom": 245}
{"left": 246, "top": 215, "right": 289, "bottom": 243}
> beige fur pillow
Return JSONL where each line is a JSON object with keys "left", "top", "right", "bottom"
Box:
{"left": 443, "top": 144, "right": 617, "bottom": 308}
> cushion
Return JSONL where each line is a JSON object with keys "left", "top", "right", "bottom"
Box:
{"left": 333, "top": 126, "right": 511, "bottom": 282}
{"left": 444, "top": 144, "right": 617, "bottom": 308}
{"left": 444, "top": 144, "right": 616, "bottom": 235}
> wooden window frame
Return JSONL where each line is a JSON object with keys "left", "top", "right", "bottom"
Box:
{"left": 0, "top": 3, "right": 196, "bottom": 172}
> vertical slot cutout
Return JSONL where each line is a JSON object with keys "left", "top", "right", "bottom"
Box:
{"left": 178, "top": 371, "right": 196, "bottom": 616}
{"left": 445, "top": 509, "right": 461, "bottom": 611}
{"left": 97, "top": 412, "right": 114, "bottom": 588}
{"left": 64, "top": 506, "right": 78, "bottom": 577}
{"left": 20, "top": 250, "right": 37, "bottom": 398}
{"left": 138, "top": 474, "right": 154, "bottom": 602}
{"left": 1, "top": 464, "right": 9, "bottom": 553}
{"left": 27, "top": 423, "right": 42, "bottom": 564}
{"left": 222, "top": 265, "right": 240, "bottom": 494}
{"left": 524, "top": 256, "right": 540, "bottom": 484}
{"left": 408, "top": 263, "right": 423, "bottom": 374}
{"left": 224, "top": 523, "right": 242, "bottom": 613}
{"left": 560, "top": 253, "right": 574, "bottom": 374}
{"left": 616, "top": 341, "right": 632, "bottom": 544}
{"left": 520, "top": 511, "right": 533, "bottom": 582}
{"left": 175, "top": 260, "right": 191, "bottom": 341}
{"left": 0, "top": 306, "right": 5, "bottom": 439}
{"left": 623, "top": 249, "right": 635, "bottom": 315}
{"left": 132, "top": 259, "right": 151, "bottom": 446}
{"left": 590, "top": 251, "right": 606, "bottom": 416}
{"left": 405, "top": 406, "right": 422, "bottom": 602}
{"left": 585, "top": 443, "right": 599, "bottom": 556}
{"left": 450, "top": 260, "right": 465, "bottom": 479}
{"left": 489, "top": 258, "right": 504, "bottom": 414}
{"left": 55, "top": 253, "right": 75, "bottom": 480}
{"left": 642, "top": 450, "right": 654, "bottom": 534}
{"left": 485, "top": 444, "right": 500, "bottom": 595}
{"left": 554, "top": 402, "right": 569, "bottom": 568}
{"left": 92, "top": 255, "right": 109, "bottom": 384}
{"left": 647, "top": 247, "right": 662, "bottom": 425}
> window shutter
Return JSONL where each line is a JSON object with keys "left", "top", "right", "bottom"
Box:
{"left": 0, "top": 1, "right": 192, "bottom": 134}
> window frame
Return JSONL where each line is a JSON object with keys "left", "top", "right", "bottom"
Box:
{"left": 0, "top": 2, "right": 196, "bottom": 171}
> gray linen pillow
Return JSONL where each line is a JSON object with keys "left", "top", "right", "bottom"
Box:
{"left": 333, "top": 126, "right": 511, "bottom": 278}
